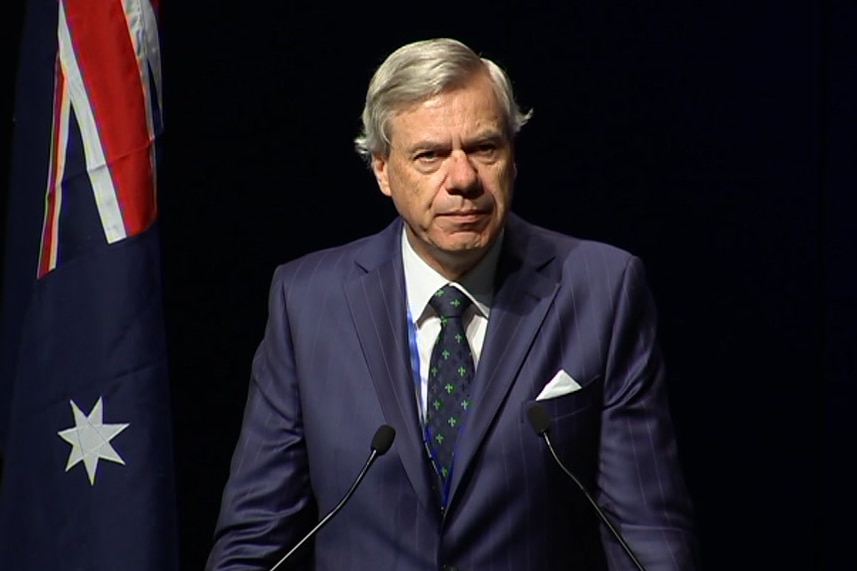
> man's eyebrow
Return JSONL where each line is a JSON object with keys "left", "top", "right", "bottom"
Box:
{"left": 463, "top": 130, "right": 506, "bottom": 146}
{"left": 404, "top": 130, "right": 507, "bottom": 154}
{"left": 405, "top": 140, "right": 449, "bottom": 154}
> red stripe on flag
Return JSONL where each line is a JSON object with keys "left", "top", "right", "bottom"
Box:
{"left": 39, "top": 65, "right": 65, "bottom": 278}
{"left": 63, "top": 0, "right": 156, "bottom": 237}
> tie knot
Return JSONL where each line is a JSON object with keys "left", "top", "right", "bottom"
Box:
{"left": 429, "top": 285, "right": 472, "bottom": 318}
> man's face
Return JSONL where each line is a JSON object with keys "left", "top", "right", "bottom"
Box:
{"left": 372, "top": 72, "right": 516, "bottom": 279}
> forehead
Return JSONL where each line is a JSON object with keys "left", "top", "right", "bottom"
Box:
{"left": 387, "top": 75, "right": 506, "bottom": 145}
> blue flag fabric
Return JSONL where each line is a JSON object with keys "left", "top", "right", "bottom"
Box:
{"left": 0, "top": 0, "right": 179, "bottom": 568}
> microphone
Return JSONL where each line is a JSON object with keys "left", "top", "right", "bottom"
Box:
{"left": 269, "top": 425, "right": 396, "bottom": 571}
{"left": 526, "top": 404, "right": 648, "bottom": 571}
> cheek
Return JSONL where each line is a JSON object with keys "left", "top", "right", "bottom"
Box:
{"left": 391, "top": 176, "right": 439, "bottom": 217}
{"left": 414, "top": 176, "right": 444, "bottom": 208}
{"left": 483, "top": 166, "right": 514, "bottom": 197}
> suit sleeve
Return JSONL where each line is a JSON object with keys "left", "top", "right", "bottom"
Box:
{"left": 205, "top": 266, "right": 316, "bottom": 571}
{"left": 598, "top": 256, "right": 700, "bottom": 570}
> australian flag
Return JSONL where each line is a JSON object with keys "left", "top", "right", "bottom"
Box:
{"left": 0, "top": 0, "right": 179, "bottom": 568}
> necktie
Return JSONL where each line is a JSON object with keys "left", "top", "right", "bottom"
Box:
{"left": 426, "top": 285, "right": 474, "bottom": 483}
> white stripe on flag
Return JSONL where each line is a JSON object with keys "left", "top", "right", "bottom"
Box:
{"left": 122, "top": 0, "right": 160, "bottom": 140}
{"left": 58, "top": 0, "right": 127, "bottom": 244}
{"left": 122, "top": 0, "right": 161, "bottom": 199}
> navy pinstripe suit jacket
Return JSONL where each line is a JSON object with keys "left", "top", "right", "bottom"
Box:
{"left": 206, "top": 214, "right": 699, "bottom": 570}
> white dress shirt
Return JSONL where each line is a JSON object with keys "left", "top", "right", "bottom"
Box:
{"left": 401, "top": 228, "right": 502, "bottom": 421}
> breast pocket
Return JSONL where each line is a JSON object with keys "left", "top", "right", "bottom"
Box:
{"left": 521, "top": 375, "right": 603, "bottom": 490}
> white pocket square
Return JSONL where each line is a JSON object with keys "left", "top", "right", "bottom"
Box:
{"left": 536, "top": 369, "right": 582, "bottom": 400}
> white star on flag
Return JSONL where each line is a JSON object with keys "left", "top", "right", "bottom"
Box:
{"left": 58, "top": 397, "right": 130, "bottom": 485}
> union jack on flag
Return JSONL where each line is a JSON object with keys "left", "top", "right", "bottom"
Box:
{"left": 39, "top": 0, "right": 163, "bottom": 275}
{"left": 0, "top": 0, "right": 179, "bottom": 568}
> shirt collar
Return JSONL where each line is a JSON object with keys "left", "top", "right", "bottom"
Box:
{"left": 401, "top": 225, "right": 501, "bottom": 322}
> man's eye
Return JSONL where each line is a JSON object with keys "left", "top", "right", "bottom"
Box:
{"left": 415, "top": 151, "right": 439, "bottom": 161}
{"left": 473, "top": 144, "right": 498, "bottom": 158}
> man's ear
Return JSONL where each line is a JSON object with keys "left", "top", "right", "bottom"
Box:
{"left": 372, "top": 155, "right": 392, "bottom": 197}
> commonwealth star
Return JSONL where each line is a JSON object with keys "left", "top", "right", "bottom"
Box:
{"left": 58, "top": 397, "right": 129, "bottom": 485}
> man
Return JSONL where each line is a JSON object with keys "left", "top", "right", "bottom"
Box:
{"left": 206, "top": 38, "right": 698, "bottom": 570}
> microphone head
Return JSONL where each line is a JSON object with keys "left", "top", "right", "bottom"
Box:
{"left": 526, "top": 403, "right": 551, "bottom": 436}
{"left": 371, "top": 425, "right": 396, "bottom": 455}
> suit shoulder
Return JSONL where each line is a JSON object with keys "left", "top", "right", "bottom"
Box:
{"left": 268, "top": 238, "right": 363, "bottom": 292}
{"left": 268, "top": 222, "right": 396, "bottom": 293}
{"left": 520, "top": 219, "right": 637, "bottom": 270}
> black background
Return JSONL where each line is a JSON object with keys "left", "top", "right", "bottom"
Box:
{"left": 3, "top": 1, "right": 853, "bottom": 569}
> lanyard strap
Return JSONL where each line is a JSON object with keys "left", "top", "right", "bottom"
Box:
{"left": 406, "top": 306, "right": 455, "bottom": 508}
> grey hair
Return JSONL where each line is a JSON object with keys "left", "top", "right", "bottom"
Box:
{"left": 354, "top": 38, "right": 532, "bottom": 162}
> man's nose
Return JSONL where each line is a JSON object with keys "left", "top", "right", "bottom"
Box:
{"left": 445, "top": 150, "right": 480, "bottom": 195}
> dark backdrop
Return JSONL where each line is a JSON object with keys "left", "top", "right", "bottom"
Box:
{"left": 3, "top": 1, "right": 853, "bottom": 569}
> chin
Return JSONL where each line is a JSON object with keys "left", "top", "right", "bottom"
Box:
{"left": 440, "top": 236, "right": 491, "bottom": 255}
{"left": 442, "top": 229, "right": 481, "bottom": 244}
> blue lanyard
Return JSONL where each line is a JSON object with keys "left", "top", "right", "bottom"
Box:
{"left": 406, "top": 306, "right": 455, "bottom": 508}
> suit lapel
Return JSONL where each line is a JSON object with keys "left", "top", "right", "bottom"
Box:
{"left": 446, "top": 217, "right": 560, "bottom": 512}
{"left": 343, "top": 221, "right": 439, "bottom": 518}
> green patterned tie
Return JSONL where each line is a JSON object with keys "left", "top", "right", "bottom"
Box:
{"left": 426, "top": 285, "right": 474, "bottom": 483}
